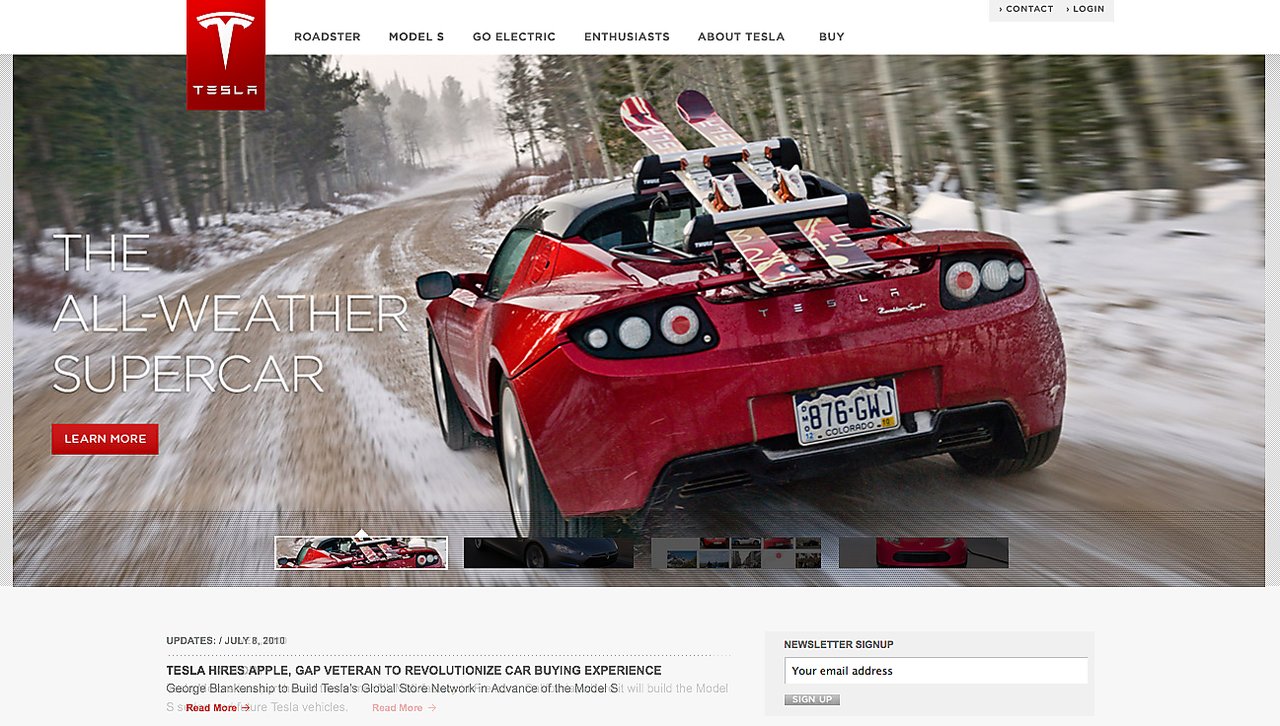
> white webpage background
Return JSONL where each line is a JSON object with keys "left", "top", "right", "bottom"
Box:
{"left": 1, "top": 2, "right": 1278, "bottom": 724}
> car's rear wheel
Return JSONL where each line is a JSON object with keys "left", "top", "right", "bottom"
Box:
{"left": 524, "top": 543, "right": 548, "bottom": 568}
{"left": 950, "top": 426, "right": 1061, "bottom": 476}
{"left": 429, "top": 329, "right": 474, "bottom": 450}
{"left": 497, "top": 380, "right": 604, "bottom": 538}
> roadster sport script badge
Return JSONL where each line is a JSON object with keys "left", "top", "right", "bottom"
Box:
{"left": 877, "top": 302, "right": 927, "bottom": 315}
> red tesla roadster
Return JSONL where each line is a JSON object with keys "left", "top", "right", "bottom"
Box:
{"left": 277, "top": 537, "right": 444, "bottom": 569}
{"left": 876, "top": 537, "right": 969, "bottom": 567}
{"left": 417, "top": 118, "right": 1064, "bottom": 537}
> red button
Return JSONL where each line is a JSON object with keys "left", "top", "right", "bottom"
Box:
{"left": 51, "top": 424, "right": 159, "bottom": 455}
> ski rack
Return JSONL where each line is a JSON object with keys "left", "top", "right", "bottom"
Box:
{"left": 610, "top": 201, "right": 912, "bottom": 266}
{"left": 632, "top": 137, "right": 803, "bottom": 194}
{"left": 684, "top": 194, "right": 872, "bottom": 252}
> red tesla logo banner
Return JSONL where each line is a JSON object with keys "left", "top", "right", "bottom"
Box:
{"left": 186, "top": 0, "right": 265, "bottom": 110}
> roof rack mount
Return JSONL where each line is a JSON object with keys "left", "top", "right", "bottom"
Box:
{"left": 633, "top": 137, "right": 802, "bottom": 194}
{"left": 684, "top": 193, "right": 876, "bottom": 253}
{"left": 611, "top": 207, "right": 912, "bottom": 266}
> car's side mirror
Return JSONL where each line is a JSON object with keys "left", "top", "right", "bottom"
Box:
{"left": 416, "top": 271, "right": 456, "bottom": 300}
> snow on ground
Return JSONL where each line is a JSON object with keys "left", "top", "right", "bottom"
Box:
{"left": 913, "top": 181, "right": 1264, "bottom": 481}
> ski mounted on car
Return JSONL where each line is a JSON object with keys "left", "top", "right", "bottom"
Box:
{"left": 617, "top": 94, "right": 911, "bottom": 288}
{"left": 675, "top": 89, "right": 881, "bottom": 274}
{"left": 619, "top": 96, "right": 806, "bottom": 287}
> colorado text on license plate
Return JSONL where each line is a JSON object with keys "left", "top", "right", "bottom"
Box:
{"left": 793, "top": 380, "right": 900, "bottom": 446}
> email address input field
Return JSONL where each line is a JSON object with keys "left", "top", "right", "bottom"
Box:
{"left": 784, "top": 656, "right": 1090, "bottom": 685}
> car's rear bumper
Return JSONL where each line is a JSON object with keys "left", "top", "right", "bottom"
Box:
{"left": 510, "top": 277, "right": 1065, "bottom": 517}
{"left": 650, "top": 402, "right": 1024, "bottom": 501}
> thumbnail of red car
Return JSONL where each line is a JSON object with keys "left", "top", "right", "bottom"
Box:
{"left": 875, "top": 537, "right": 969, "bottom": 567}
{"left": 277, "top": 537, "right": 444, "bottom": 569}
{"left": 417, "top": 91, "right": 1065, "bottom": 537}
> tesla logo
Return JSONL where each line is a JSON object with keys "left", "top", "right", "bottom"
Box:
{"left": 187, "top": 0, "right": 265, "bottom": 111}
{"left": 757, "top": 299, "right": 839, "bottom": 317}
{"left": 197, "top": 12, "right": 255, "bottom": 69}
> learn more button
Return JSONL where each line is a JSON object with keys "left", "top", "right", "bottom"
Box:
{"left": 52, "top": 423, "right": 159, "bottom": 455}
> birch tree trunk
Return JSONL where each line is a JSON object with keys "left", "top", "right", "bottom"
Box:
{"left": 553, "top": 103, "right": 582, "bottom": 188}
{"left": 982, "top": 56, "right": 1018, "bottom": 211}
{"left": 137, "top": 120, "right": 175, "bottom": 235}
{"left": 712, "top": 58, "right": 744, "bottom": 133}
{"left": 840, "top": 93, "right": 869, "bottom": 197}
{"left": 802, "top": 55, "right": 842, "bottom": 181}
{"left": 573, "top": 57, "right": 616, "bottom": 178}
{"left": 196, "top": 137, "right": 211, "bottom": 227}
{"left": 763, "top": 55, "right": 792, "bottom": 137}
{"left": 1084, "top": 56, "right": 1150, "bottom": 220}
{"left": 874, "top": 55, "right": 912, "bottom": 215}
{"left": 1030, "top": 56, "right": 1067, "bottom": 236}
{"left": 238, "top": 111, "right": 253, "bottom": 211}
{"left": 1216, "top": 55, "right": 1264, "bottom": 177}
{"left": 15, "top": 188, "right": 41, "bottom": 272}
{"left": 730, "top": 60, "right": 764, "bottom": 139}
{"left": 626, "top": 55, "right": 646, "bottom": 97}
{"left": 923, "top": 57, "right": 984, "bottom": 230}
{"left": 29, "top": 113, "right": 80, "bottom": 234}
{"left": 217, "top": 111, "right": 230, "bottom": 225}
{"left": 1134, "top": 55, "right": 1198, "bottom": 215}
{"left": 790, "top": 57, "right": 823, "bottom": 173}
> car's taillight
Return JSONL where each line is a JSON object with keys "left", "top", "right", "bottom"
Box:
{"left": 945, "top": 261, "right": 981, "bottom": 302}
{"left": 940, "top": 254, "right": 1028, "bottom": 309}
{"left": 980, "top": 260, "right": 1010, "bottom": 291}
{"left": 571, "top": 298, "right": 718, "bottom": 359}
{"left": 659, "top": 305, "right": 700, "bottom": 345}
{"left": 617, "top": 316, "right": 652, "bottom": 349}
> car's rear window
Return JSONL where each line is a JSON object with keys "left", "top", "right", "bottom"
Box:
{"left": 579, "top": 203, "right": 697, "bottom": 250}
{"left": 576, "top": 180, "right": 832, "bottom": 250}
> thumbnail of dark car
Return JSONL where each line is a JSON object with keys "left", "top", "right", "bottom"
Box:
{"left": 472, "top": 538, "right": 620, "bottom": 568}
{"left": 277, "top": 537, "right": 443, "bottom": 569}
{"left": 875, "top": 537, "right": 968, "bottom": 567}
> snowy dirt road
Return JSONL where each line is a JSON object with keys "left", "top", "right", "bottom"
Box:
{"left": 12, "top": 179, "right": 1262, "bottom": 586}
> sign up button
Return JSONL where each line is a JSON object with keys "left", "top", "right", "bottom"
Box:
{"left": 786, "top": 694, "right": 840, "bottom": 706}
{"left": 51, "top": 423, "right": 159, "bottom": 455}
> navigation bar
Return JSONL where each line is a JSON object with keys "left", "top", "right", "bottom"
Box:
{"left": 1, "top": 1, "right": 1272, "bottom": 54}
